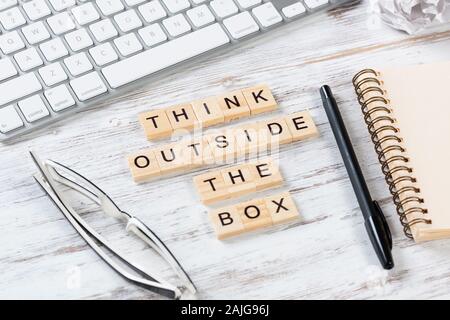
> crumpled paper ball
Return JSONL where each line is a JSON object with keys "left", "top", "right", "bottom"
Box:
{"left": 373, "top": 0, "right": 450, "bottom": 34}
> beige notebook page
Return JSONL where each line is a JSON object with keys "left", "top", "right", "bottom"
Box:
{"left": 381, "top": 61, "right": 450, "bottom": 239}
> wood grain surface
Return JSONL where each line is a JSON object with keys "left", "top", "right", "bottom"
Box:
{"left": 2, "top": 0, "right": 450, "bottom": 299}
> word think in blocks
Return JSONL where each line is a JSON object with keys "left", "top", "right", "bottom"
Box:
{"left": 193, "top": 158, "right": 283, "bottom": 205}
{"left": 128, "top": 111, "right": 319, "bottom": 182}
{"left": 139, "top": 84, "right": 278, "bottom": 140}
{"left": 208, "top": 192, "right": 300, "bottom": 240}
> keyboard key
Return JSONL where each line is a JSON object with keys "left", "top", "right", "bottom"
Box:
{"left": 96, "top": 0, "right": 124, "bottom": 16}
{"left": 0, "top": 73, "right": 42, "bottom": 106}
{"left": 22, "top": 21, "right": 51, "bottom": 44}
{"left": 65, "top": 29, "right": 94, "bottom": 51}
{"left": 70, "top": 72, "right": 107, "bottom": 101}
{"left": 138, "top": 24, "right": 167, "bottom": 47}
{"left": 90, "top": 19, "right": 118, "bottom": 42}
{"left": 223, "top": 12, "right": 259, "bottom": 39}
{"left": 114, "top": 9, "right": 143, "bottom": 32}
{"left": 39, "top": 62, "right": 68, "bottom": 86}
{"left": 0, "top": 0, "right": 17, "bottom": 11}
{"left": 23, "top": 0, "right": 52, "bottom": 21}
{"left": 64, "top": 52, "right": 93, "bottom": 76}
{"left": 44, "top": 84, "right": 75, "bottom": 111}
{"left": 124, "top": 0, "right": 146, "bottom": 5}
{"left": 210, "top": 0, "right": 238, "bottom": 18}
{"left": 114, "top": 33, "right": 143, "bottom": 56}
{"left": 138, "top": 0, "right": 167, "bottom": 23}
{"left": 14, "top": 47, "right": 44, "bottom": 71}
{"left": 0, "top": 105, "right": 23, "bottom": 133}
{"left": 162, "top": 0, "right": 190, "bottom": 13}
{"left": 0, "top": 31, "right": 25, "bottom": 54}
{"left": 252, "top": 2, "right": 282, "bottom": 27}
{"left": 89, "top": 42, "right": 119, "bottom": 66}
{"left": 236, "top": 0, "right": 261, "bottom": 8}
{"left": 102, "top": 23, "right": 230, "bottom": 88}
{"left": 282, "top": 2, "right": 306, "bottom": 18}
{"left": 48, "top": 0, "right": 75, "bottom": 11}
{"left": 304, "top": 0, "right": 328, "bottom": 9}
{"left": 18, "top": 95, "right": 49, "bottom": 122}
{"left": 192, "top": 0, "right": 206, "bottom": 4}
{"left": 47, "top": 12, "right": 76, "bottom": 35}
{"left": 40, "top": 38, "right": 69, "bottom": 61}
{"left": 162, "top": 14, "right": 191, "bottom": 37}
{"left": 0, "top": 58, "right": 17, "bottom": 81}
{"left": 187, "top": 5, "right": 215, "bottom": 28}
{"left": 72, "top": 3, "right": 100, "bottom": 25}
{"left": 0, "top": 7, "right": 26, "bottom": 30}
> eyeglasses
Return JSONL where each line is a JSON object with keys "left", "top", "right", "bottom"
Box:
{"left": 30, "top": 150, "right": 196, "bottom": 299}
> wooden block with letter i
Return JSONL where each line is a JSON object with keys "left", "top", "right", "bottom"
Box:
{"left": 191, "top": 97, "right": 224, "bottom": 128}
{"left": 242, "top": 84, "right": 278, "bottom": 115}
{"left": 209, "top": 205, "right": 245, "bottom": 240}
{"left": 285, "top": 111, "right": 319, "bottom": 141}
{"left": 217, "top": 90, "right": 251, "bottom": 122}
{"left": 128, "top": 149, "right": 161, "bottom": 182}
{"left": 194, "top": 170, "right": 230, "bottom": 205}
{"left": 139, "top": 110, "right": 174, "bottom": 140}
{"left": 264, "top": 192, "right": 300, "bottom": 224}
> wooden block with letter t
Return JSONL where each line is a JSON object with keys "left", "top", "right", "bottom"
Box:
{"left": 284, "top": 111, "right": 319, "bottom": 141}
{"left": 139, "top": 110, "right": 174, "bottom": 140}
{"left": 217, "top": 90, "right": 251, "bottom": 122}
{"left": 242, "top": 84, "right": 278, "bottom": 115}
{"left": 209, "top": 205, "right": 245, "bottom": 240}
{"left": 265, "top": 192, "right": 300, "bottom": 224}
{"left": 128, "top": 149, "right": 161, "bottom": 182}
{"left": 193, "top": 170, "right": 230, "bottom": 205}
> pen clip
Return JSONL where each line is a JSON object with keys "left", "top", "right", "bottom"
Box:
{"left": 373, "top": 200, "right": 392, "bottom": 250}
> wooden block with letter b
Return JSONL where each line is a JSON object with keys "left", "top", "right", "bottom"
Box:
{"left": 285, "top": 111, "right": 319, "bottom": 141}
{"left": 208, "top": 205, "right": 245, "bottom": 240}
{"left": 242, "top": 84, "right": 278, "bottom": 115}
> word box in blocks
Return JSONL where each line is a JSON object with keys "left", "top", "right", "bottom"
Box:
{"left": 193, "top": 158, "right": 283, "bottom": 205}
{"left": 209, "top": 192, "right": 300, "bottom": 240}
{"left": 139, "top": 84, "right": 277, "bottom": 140}
{"left": 128, "top": 111, "right": 318, "bottom": 182}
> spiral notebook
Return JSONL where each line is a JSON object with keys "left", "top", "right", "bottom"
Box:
{"left": 353, "top": 61, "right": 450, "bottom": 242}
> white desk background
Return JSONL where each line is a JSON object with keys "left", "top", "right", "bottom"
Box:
{"left": 2, "top": 0, "right": 450, "bottom": 300}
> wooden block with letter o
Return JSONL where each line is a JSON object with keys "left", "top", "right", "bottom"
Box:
{"left": 128, "top": 149, "right": 161, "bottom": 182}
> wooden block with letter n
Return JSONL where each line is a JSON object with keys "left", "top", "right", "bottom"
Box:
{"left": 285, "top": 111, "right": 319, "bottom": 141}
{"left": 217, "top": 90, "right": 251, "bottom": 122}
{"left": 241, "top": 84, "right": 278, "bottom": 115}
{"left": 139, "top": 109, "right": 174, "bottom": 140}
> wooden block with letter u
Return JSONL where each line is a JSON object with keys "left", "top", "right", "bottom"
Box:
{"left": 208, "top": 192, "right": 300, "bottom": 240}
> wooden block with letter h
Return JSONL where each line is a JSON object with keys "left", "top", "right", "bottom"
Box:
{"left": 208, "top": 192, "right": 300, "bottom": 240}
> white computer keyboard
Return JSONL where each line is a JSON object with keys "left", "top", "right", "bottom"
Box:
{"left": 0, "top": 0, "right": 353, "bottom": 141}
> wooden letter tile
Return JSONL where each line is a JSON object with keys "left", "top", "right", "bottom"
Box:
{"left": 179, "top": 136, "right": 214, "bottom": 167}
{"left": 285, "top": 111, "right": 319, "bottom": 142}
{"left": 264, "top": 192, "right": 300, "bottom": 224}
{"left": 233, "top": 124, "right": 261, "bottom": 157}
{"left": 128, "top": 149, "right": 161, "bottom": 183}
{"left": 209, "top": 206, "right": 245, "bottom": 240}
{"left": 217, "top": 90, "right": 251, "bottom": 122}
{"left": 139, "top": 110, "right": 173, "bottom": 140}
{"left": 242, "top": 84, "right": 278, "bottom": 115}
{"left": 154, "top": 142, "right": 191, "bottom": 175}
{"left": 236, "top": 199, "right": 272, "bottom": 232}
{"left": 165, "top": 103, "right": 198, "bottom": 133}
{"left": 206, "top": 130, "right": 238, "bottom": 164}
{"left": 191, "top": 97, "right": 224, "bottom": 128}
{"left": 258, "top": 117, "right": 293, "bottom": 145}
{"left": 193, "top": 170, "right": 230, "bottom": 205}
{"left": 221, "top": 164, "right": 257, "bottom": 199}
{"left": 249, "top": 158, "right": 284, "bottom": 191}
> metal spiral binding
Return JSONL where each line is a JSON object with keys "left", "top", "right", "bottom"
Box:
{"left": 352, "top": 69, "right": 431, "bottom": 238}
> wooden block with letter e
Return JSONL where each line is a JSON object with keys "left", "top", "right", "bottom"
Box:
{"left": 285, "top": 111, "right": 319, "bottom": 141}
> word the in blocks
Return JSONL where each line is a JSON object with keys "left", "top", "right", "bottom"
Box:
{"left": 208, "top": 192, "right": 300, "bottom": 240}
{"left": 193, "top": 158, "right": 283, "bottom": 205}
{"left": 139, "top": 84, "right": 277, "bottom": 140}
{"left": 128, "top": 111, "right": 319, "bottom": 182}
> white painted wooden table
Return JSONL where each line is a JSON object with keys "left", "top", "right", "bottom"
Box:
{"left": 2, "top": 0, "right": 450, "bottom": 300}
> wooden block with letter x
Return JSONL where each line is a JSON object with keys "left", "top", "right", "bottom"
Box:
{"left": 264, "top": 192, "right": 300, "bottom": 224}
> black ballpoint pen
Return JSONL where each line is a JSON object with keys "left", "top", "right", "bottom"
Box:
{"left": 320, "top": 85, "right": 394, "bottom": 270}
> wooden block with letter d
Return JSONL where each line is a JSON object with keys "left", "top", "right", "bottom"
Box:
{"left": 241, "top": 84, "right": 278, "bottom": 115}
